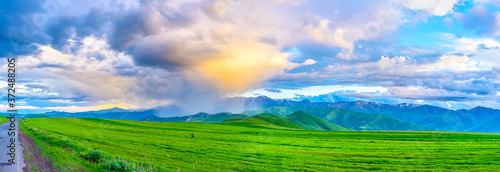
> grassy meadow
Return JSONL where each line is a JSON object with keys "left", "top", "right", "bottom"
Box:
{"left": 21, "top": 118, "right": 500, "bottom": 171}
{"left": 0, "top": 116, "right": 9, "bottom": 124}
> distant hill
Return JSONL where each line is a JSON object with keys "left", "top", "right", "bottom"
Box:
{"left": 26, "top": 114, "right": 49, "bottom": 118}
{"left": 143, "top": 112, "right": 247, "bottom": 123}
{"left": 24, "top": 109, "right": 247, "bottom": 124}
{"left": 386, "top": 106, "right": 500, "bottom": 131}
{"left": 23, "top": 106, "right": 188, "bottom": 121}
{"left": 150, "top": 105, "right": 189, "bottom": 117}
{"left": 222, "top": 116, "right": 303, "bottom": 129}
{"left": 255, "top": 113, "right": 285, "bottom": 119}
{"left": 243, "top": 106, "right": 428, "bottom": 131}
{"left": 469, "top": 117, "right": 500, "bottom": 132}
{"left": 258, "top": 111, "right": 352, "bottom": 131}
{"left": 187, "top": 113, "right": 248, "bottom": 123}
{"left": 86, "top": 107, "right": 130, "bottom": 114}
{"left": 29, "top": 109, "right": 156, "bottom": 121}
{"left": 287, "top": 111, "right": 352, "bottom": 131}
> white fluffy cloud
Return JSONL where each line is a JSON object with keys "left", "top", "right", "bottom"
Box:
{"left": 301, "top": 1, "right": 405, "bottom": 59}
{"left": 324, "top": 54, "right": 484, "bottom": 79}
{"left": 402, "top": 0, "right": 460, "bottom": 16}
{"left": 299, "top": 0, "right": 462, "bottom": 60}
{"left": 9, "top": 36, "right": 192, "bottom": 109}
{"left": 440, "top": 33, "right": 500, "bottom": 69}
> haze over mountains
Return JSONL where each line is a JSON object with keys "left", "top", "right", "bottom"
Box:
{"left": 19, "top": 96, "right": 500, "bottom": 132}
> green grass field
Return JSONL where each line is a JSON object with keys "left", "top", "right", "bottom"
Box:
{"left": 0, "top": 116, "right": 9, "bottom": 124}
{"left": 21, "top": 118, "right": 500, "bottom": 171}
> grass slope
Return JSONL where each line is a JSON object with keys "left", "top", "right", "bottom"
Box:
{"left": 222, "top": 116, "right": 302, "bottom": 129}
{"left": 254, "top": 113, "right": 285, "bottom": 119}
{"left": 21, "top": 118, "right": 500, "bottom": 171}
{"left": 190, "top": 113, "right": 248, "bottom": 123}
{"left": 238, "top": 112, "right": 351, "bottom": 131}
{"left": 244, "top": 106, "right": 428, "bottom": 131}
{"left": 0, "top": 116, "right": 9, "bottom": 124}
{"left": 287, "top": 111, "right": 352, "bottom": 131}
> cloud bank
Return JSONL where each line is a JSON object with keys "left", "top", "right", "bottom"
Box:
{"left": 1, "top": 0, "right": 500, "bottom": 112}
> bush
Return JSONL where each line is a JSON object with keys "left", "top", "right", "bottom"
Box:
{"left": 104, "top": 159, "right": 130, "bottom": 172}
{"left": 54, "top": 138, "right": 74, "bottom": 148}
{"left": 88, "top": 149, "right": 104, "bottom": 163}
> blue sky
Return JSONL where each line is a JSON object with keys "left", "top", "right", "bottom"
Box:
{"left": 1, "top": 0, "right": 500, "bottom": 113}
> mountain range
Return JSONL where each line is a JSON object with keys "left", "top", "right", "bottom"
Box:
{"left": 18, "top": 96, "right": 500, "bottom": 132}
{"left": 232, "top": 96, "right": 500, "bottom": 132}
{"left": 243, "top": 106, "right": 428, "bottom": 131}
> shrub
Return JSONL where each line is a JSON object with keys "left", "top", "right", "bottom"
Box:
{"left": 88, "top": 149, "right": 104, "bottom": 163}
{"left": 54, "top": 138, "right": 74, "bottom": 148}
{"left": 104, "top": 159, "right": 130, "bottom": 172}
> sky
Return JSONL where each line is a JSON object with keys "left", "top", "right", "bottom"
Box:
{"left": 1, "top": 0, "right": 500, "bottom": 113}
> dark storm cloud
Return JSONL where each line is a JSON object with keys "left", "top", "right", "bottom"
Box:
{"left": 0, "top": 0, "right": 52, "bottom": 57}
{"left": 1, "top": 0, "right": 197, "bottom": 68}
{"left": 128, "top": 36, "right": 219, "bottom": 69}
{"left": 107, "top": 10, "right": 155, "bottom": 51}
{"left": 45, "top": 15, "right": 78, "bottom": 50}
{"left": 95, "top": 0, "right": 197, "bottom": 68}
{"left": 0, "top": 0, "right": 239, "bottom": 113}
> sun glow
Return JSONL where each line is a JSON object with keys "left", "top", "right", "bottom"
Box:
{"left": 192, "top": 40, "right": 297, "bottom": 93}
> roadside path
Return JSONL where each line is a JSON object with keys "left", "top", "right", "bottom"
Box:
{"left": 0, "top": 119, "right": 26, "bottom": 172}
